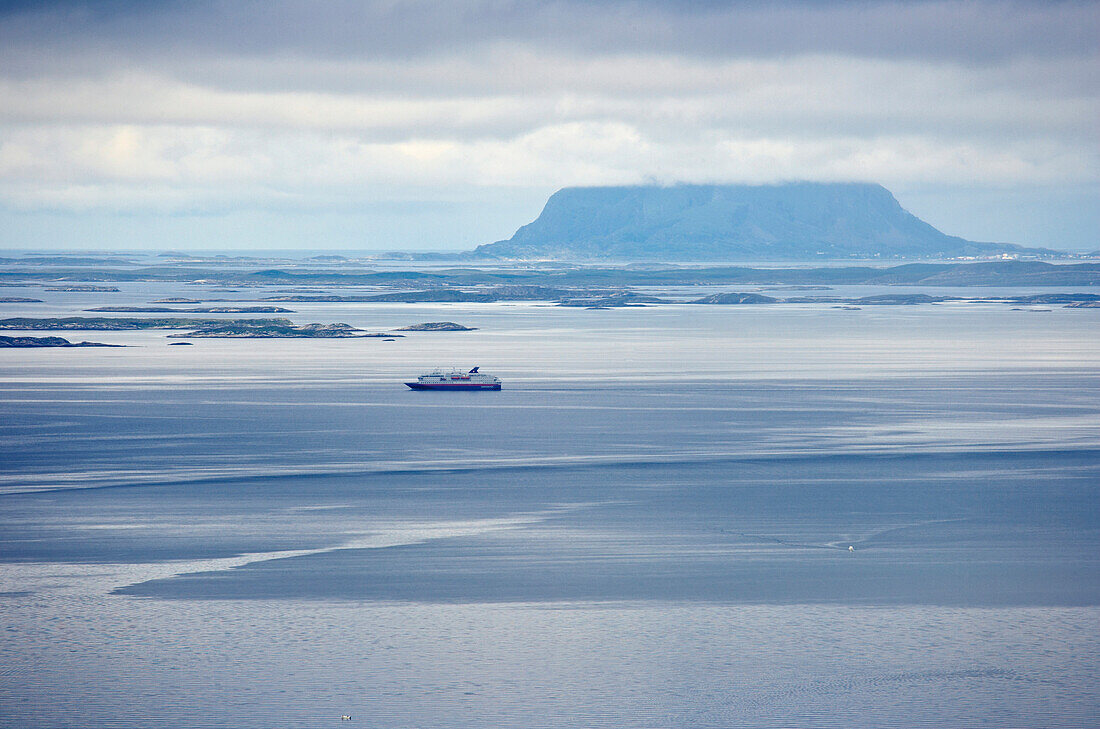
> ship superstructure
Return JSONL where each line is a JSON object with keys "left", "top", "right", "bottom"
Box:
{"left": 405, "top": 366, "right": 502, "bottom": 390}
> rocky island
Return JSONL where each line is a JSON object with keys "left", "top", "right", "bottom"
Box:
{"left": 0, "top": 334, "right": 122, "bottom": 348}
{"left": 0, "top": 317, "right": 294, "bottom": 330}
{"left": 683, "top": 292, "right": 1100, "bottom": 306}
{"left": 0, "top": 316, "right": 411, "bottom": 339}
{"left": 689, "top": 293, "right": 779, "bottom": 305}
{"left": 362, "top": 286, "right": 587, "bottom": 303}
{"left": 396, "top": 322, "right": 477, "bottom": 331}
{"left": 85, "top": 306, "right": 294, "bottom": 313}
{"left": 168, "top": 321, "right": 366, "bottom": 338}
{"left": 43, "top": 285, "right": 121, "bottom": 292}
{"left": 558, "top": 292, "right": 670, "bottom": 307}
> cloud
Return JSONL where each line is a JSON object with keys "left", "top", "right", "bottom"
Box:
{"left": 2, "top": 52, "right": 1095, "bottom": 138}
{"left": 0, "top": 0, "right": 1096, "bottom": 248}
{"left": 2, "top": 0, "right": 1097, "bottom": 68}
{"left": 2, "top": 119, "right": 1089, "bottom": 216}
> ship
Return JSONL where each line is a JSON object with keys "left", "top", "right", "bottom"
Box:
{"left": 405, "top": 366, "right": 502, "bottom": 391}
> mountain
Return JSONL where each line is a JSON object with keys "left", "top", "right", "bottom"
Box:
{"left": 472, "top": 183, "right": 1047, "bottom": 261}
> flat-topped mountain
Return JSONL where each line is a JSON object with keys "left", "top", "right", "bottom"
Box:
{"left": 473, "top": 183, "right": 1046, "bottom": 261}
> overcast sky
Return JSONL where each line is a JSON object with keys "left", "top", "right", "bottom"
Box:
{"left": 0, "top": 0, "right": 1096, "bottom": 252}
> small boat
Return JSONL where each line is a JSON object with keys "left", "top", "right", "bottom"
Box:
{"left": 405, "top": 366, "right": 502, "bottom": 391}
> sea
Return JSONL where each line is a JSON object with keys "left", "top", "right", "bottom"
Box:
{"left": 1, "top": 279, "right": 1098, "bottom": 727}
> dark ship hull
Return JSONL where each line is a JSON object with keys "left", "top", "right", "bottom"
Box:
{"left": 405, "top": 382, "right": 501, "bottom": 390}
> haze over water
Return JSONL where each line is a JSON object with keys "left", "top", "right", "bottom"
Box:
{"left": 1, "top": 282, "right": 1099, "bottom": 727}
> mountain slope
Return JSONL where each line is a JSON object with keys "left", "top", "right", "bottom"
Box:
{"left": 473, "top": 183, "right": 1041, "bottom": 260}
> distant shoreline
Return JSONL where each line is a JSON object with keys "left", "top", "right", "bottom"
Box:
{"left": 1, "top": 260, "right": 1099, "bottom": 288}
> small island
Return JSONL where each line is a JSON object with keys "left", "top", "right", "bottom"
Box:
{"left": 559, "top": 292, "right": 669, "bottom": 307}
{"left": 689, "top": 293, "right": 778, "bottom": 305}
{"left": 0, "top": 334, "right": 122, "bottom": 348}
{"left": 395, "top": 322, "right": 477, "bottom": 331}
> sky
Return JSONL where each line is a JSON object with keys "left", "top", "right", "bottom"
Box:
{"left": 0, "top": 0, "right": 1096, "bottom": 252}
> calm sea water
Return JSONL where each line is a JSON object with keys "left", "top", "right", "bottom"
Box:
{"left": 1, "top": 285, "right": 1098, "bottom": 727}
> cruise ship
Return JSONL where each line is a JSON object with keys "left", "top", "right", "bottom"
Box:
{"left": 405, "top": 367, "right": 502, "bottom": 391}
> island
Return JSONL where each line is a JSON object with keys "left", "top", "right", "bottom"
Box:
{"left": 559, "top": 292, "right": 670, "bottom": 307}
{"left": 683, "top": 292, "right": 1100, "bottom": 307}
{"left": 0, "top": 317, "right": 294, "bottom": 330}
{"left": 689, "top": 293, "right": 778, "bottom": 305}
{"left": 4, "top": 257, "right": 132, "bottom": 267}
{"left": 168, "top": 321, "right": 366, "bottom": 338}
{"left": 395, "top": 322, "right": 477, "bottom": 331}
{"left": 0, "top": 316, "right": 411, "bottom": 339}
{"left": 43, "top": 285, "right": 121, "bottom": 292}
{"left": 472, "top": 183, "right": 1057, "bottom": 261}
{"left": 0, "top": 335, "right": 122, "bottom": 348}
{"left": 85, "top": 306, "right": 295, "bottom": 313}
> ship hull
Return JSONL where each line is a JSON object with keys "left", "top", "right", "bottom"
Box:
{"left": 405, "top": 382, "right": 501, "bottom": 390}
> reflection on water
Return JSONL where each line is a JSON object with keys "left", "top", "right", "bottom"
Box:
{"left": 1, "top": 290, "right": 1098, "bottom": 727}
